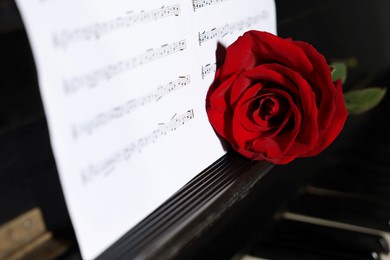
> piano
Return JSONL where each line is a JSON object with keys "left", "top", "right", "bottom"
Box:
{"left": 1, "top": 0, "right": 390, "bottom": 259}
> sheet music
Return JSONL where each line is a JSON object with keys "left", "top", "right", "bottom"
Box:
{"left": 14, "top": 0, "right": 276, "bottom": 259}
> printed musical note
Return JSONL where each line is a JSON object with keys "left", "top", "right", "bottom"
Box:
{"left": 52, "top": 4, "right": 182, "bottom": 49}
{"left": 192, "top": 0, "right": 229, "bottom": 11}
{"left": 80, "top": 109, "right": 195, "bottom": 184}
{"left": 63, "top": 40, "right": 187, "bottom": 94}
{"left": 201, "top": 62, "right": 217, "bottom": 79}
{"left": 198, "top": 12, "right": 268, "bottom": 45}
{"left": 72, "top": 75, "right": 191, "bottom": 139}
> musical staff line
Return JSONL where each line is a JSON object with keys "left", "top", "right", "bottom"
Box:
{"left": 52, "top": 4, "right": 181, "bottom": 49}
{"left": 201, "top": 62, "right": 216, "bottom": 79}
{"left": 72, "top": 75, "right": 191, "bottom": 139}
{"left": 63, "top": 40, "right": 187, "bottom": 94}
{"left": 192, "top": 0, "right": 229, "bottom": 11}
{"left": 81, "top": 109, "right": 195, "bottom": 184}
{"left": 198, "top": 12, "right": 268, "bottom": 45}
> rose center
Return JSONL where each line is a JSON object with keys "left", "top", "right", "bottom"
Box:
{"left": 266, "top": 107, "right": 273, "bottom": 115}
{"left": 260, "top": 97, "right": 278, "bottom": 120}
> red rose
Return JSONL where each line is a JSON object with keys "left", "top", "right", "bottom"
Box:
{"left": 206, "top": 30, "right": 348, "bottom": 164}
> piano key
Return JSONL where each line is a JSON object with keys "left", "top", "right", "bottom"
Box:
{"left": 340, "top": 141, "right": 390, "bottom": 167}
{"left": 309, "top": 173, "right": 390, "bottom": 199}
{"left": 287, "top": 193, "right": 390, "bottom": 232}
{"left": 246, "top": 242, "right": 368, "bottom": 260}
{"left": 274, "top": 219, "right": 389, "bottom": 254}
{"left": 233, "top": 255, "right": 269, "bottom": 260}
{"left": 305, "top": 185, "right": 390, "bottom": 209}
{"left": 245, "top": 237, "right": 375, "bottom": 260}
{"left": 318, "top": 167, "right": 390, "bottom": 186}
{"left": 337, "top": 165, "right": 390, "bottom": 183}
{"left": 281, "top": 212, "right": 390, "bottom": 260}
{"left": 235, "top": 219, "right": 384, "bottom": 260}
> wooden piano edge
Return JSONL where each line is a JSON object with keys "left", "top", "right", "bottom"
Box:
{"left": 96, "top": 152, "right": 274, "bottom": 260}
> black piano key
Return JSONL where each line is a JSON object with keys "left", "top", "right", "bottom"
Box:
{"left": 343, "top": 149, "right": 388, "bottom": 166}
{"left": 309, "top": 173, "right": 390, "bottom": 199}
{"left": 287, "top": 193, "right": 390, "bottom": 232}
{"left": 309, "top": 169, "right": 390, "bottom": 201}
{"left": 244, "top": 244, "right": 341, "bottom": 260}
{"left": 316, "top": 162, "right": 390, "bottom": 183}
{"left": 323, "top": 166, "right": 390, "bottom": 185}
{"left": 246, "top": 242, "right": 376, "bottom": 260}
{"left": 246, "top": 225, "right": 382, "bottom": 260}
{"left": 341, "top": 141, "right": 390, "bottom": 167}
{"left": 338, "top": 163, "right": 390, "bottom": 181}
{"left": 305, "top": 185, "right": 390, "bottom": 211}
{"left": 275, "top": 219, "right": 389, "bottom": 254}
{"left": 344, "top": 154, "right": 389, "bottom": 171}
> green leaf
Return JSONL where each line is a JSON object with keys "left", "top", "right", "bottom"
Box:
{"left": 344, "top": 87, "right": 387, "bottom": 114}
{"left": 330, "top": 62, "right": 347, "bottom": 83}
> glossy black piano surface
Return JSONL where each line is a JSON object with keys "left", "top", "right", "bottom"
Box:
{"left": 1, "top": 0, "right": 390, "bottom": 259}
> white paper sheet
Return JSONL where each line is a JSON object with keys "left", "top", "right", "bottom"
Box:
{"left": 14, "top": 0, "right": 276, "bottom": 259}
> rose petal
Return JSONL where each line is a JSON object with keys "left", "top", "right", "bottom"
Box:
{"left": 303, "top": 80, "right": 348, "bottom": 156}
{"left": 291, "top": 40, "right": 337, "bottom": 133}
{"left": 207, "top": 73, "right": 239, "bottom": 110}
{"left": 241, "top": 65, "right": 300, "bottom": 99}
{"left": 229, "top": 74, "right": 264, "bottom": 106}
{"left": 219, "top": 31, "right": 313, "bottom": 82}
{"left": 206, "top": 73, "right": 240, "bottom": 141}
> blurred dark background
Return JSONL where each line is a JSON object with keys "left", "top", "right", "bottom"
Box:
{"left": 0, "top": 0, "right": 71, "bottom": 236}
{"left": 1, "top": 0, "right": 390, "bottom": 259}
